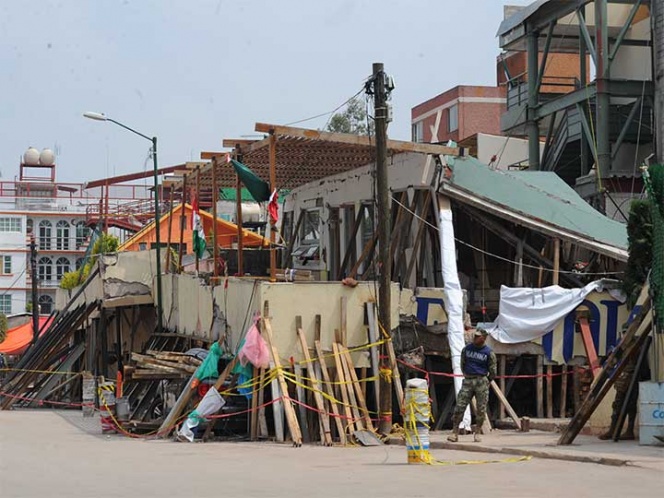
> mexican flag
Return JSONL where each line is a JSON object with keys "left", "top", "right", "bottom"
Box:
{"left": 192, "top": 196, "right": 206, "bottom": 258}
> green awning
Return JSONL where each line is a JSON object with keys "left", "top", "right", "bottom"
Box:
{"left": 231, "top": 159, "right": 270, "bottom": 202}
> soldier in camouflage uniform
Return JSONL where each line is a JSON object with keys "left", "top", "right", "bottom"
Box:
{"left": 448, "top": 328, "right": 497, "bottom": 443}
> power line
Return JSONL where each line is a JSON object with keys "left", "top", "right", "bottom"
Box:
{"left": 284, "top": 88, "right": 364, "bottom": 127}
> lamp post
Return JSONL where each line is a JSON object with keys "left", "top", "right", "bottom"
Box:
{"left": 83, "top": 112, "right": 163, "bottom": 334}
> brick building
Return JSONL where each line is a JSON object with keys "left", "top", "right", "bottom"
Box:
{"left": 411, "top": 85, "right": 506, "bottom": 144}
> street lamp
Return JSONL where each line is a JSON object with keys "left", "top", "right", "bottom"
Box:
{"left": 83, "top": 111, "right": 163, "bottom": 335}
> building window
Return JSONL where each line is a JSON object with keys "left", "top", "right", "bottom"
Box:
{"left": 139, "top": 242, "right": 148, "bottom": 251}
{"left": 27, "top": 218, "right": 34, "bottom": 235}
{"left": 1, "top": 256, "right": 11, "bottom": 275}
{"left": 38, "top": 256, "right": 53, "bottom": 282}
{"left": 412, "top": 121, "right": 424, "bottom": 143}
{"left": 75, "top": 221, "right": 89, "bottom": 250}
{"left": 56, "top": 257, "right": 71, "bottom": 281}
{"left": 56, "top": 221, "right": 70, "bottom": 250}
{"left": 0, "top": 217, "right": 22, "bottom": 232}
{"left": 39, "top": 220, "right": 52, "bottom": 250}
{"left": 38, "top": 295, "right": 53, "bottom": 315}
{"left": 0, "top": 295, "right": 11, "bottom": 314}
{"left": 300, "top": 209, "right": 321, "bottom": 244}
{"left": 448, "top": 104, "right": 459, "bottom": 133}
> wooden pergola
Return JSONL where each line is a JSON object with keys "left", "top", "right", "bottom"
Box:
{"left": 168, "top": 122, "right": 463, "bottom": 280}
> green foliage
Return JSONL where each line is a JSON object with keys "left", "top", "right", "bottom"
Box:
{"left": 59, "top": 232, "right": 119, "bottom": 290}
{"left": 0, "top": 313, "right": 7, "bottom": 343}
{"left": 326, "top": 97, "right": 373, "bottom": 135}
{"left": 622, "top": 199, "right": 653, "bottom": 308}
{"left": 649, "top": 164, "right": 664, "bottom": 327}
{"left": 25, "top": 302, "right": 32, "bottom": 313}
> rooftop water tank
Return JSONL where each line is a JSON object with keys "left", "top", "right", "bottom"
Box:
{"left": 39, "top": 148, "right": 55, "bottom": 166}
{"left": 23, "top": 147, "right": 40, "bottom": 165}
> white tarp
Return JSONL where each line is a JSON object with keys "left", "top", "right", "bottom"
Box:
{"left": 437, "top": 195, "right": 471, "bottom": 430}
{"left": 487, "top": 281, "right": 623, "bottom": 343}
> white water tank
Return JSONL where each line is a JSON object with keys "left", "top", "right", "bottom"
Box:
{"left": 23, "top": 147, "right": 40, "bottom": 165}
{"left": 39, "top": 148, "right": 55, "bottom": 166}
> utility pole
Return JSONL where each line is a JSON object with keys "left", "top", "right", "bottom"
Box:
{"left": 29, "top": 237, "right": 39, "bottom": 345}
{"left": 370, "top": 62, "right": 393, "bottom": 435}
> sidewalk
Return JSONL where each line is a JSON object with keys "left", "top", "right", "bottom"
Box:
{"left": 390, "top": 430, "right": 664, "bottom": 469}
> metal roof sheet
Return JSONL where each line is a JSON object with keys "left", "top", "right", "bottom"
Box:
{"left": 441, "top": 156, "right": 628, "bottom": 259}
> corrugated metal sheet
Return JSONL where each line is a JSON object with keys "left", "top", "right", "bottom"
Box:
{"left": 441, "top": 156, "right": 628, "bottom": 258}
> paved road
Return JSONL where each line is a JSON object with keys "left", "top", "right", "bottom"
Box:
{"left": 0, "top": 410, "right": 662, "bottom": 498}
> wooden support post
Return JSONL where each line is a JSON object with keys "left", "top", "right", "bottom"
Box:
{"left": 537, "top": 355, "right": 544, "bottom": 418}
{"left": 579, "top": 317, "right": 601, "bottom": 377}
{"left": 340, "top": 297, "right": 347, "bottom": 347}
{"left": 268, "top": 133, "right": 277, "bottom": 282}
{"left": 404, "top": 190, "right": 432, "bottom": 285}
{"left": 348, "top": 234, "right": 378, "bottom": 279}
{"left": 315, "top": 340, "right": 346, "bottom": 445}
{"left": 166, "top": 186, "right": 175, "bottom": 273}
{"left": 297, "top": 324, "right": 332, "bottom": 446}
{"left": 177, "top": 175, "right": 187, "bottom": 272}
{"left": 546, "top": 365, "right": 554, "bottom": 419}
{"left": 366, "top": 302, "right": 381, "bottom": 411}
{"left": 490, "top": 380, "right": 521, "bottom": 430}
{"left": 211, "top": 157, "right": 219, "bottom": 278}
{"left": 195, "top": 166, "right": 201, "bottom": 272}
{"left": 553, "top": 238, "right": 560, "bottom": 286}
{"left": 341, "top": 345, "right": 374, "bottom": 432}
{"left": 294, "top": 364, "right": 311, "bottom": 443}
{"left": 499, "top": 355, "right": 506, "bottom": 420}
{"left": 257, "top": 367, "right": 268, "bottom": 437}
{"left": 573, "top": 366, "right": 581, "bottom": 414}
{"left": 337, "top": 205, "right": 365, "bottom": 280}
{"left": 332, "top": 342, "right": 358, "bottom": 433}
{"left": 560, "top": 365, "right": 568, "bottom": 418}
{"left": 234, "top": 148, "right": 244, "bottom": 276}
{"left": 386, "top": 337, "right": 405, "bottom": 414}
{"left": 263, "top": 309, "right": 302, "bottom": 446}
{"left": 250, "top": 365, "right": 259, "bottom": 441}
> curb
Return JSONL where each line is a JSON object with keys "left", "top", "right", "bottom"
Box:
{"left": 388, "top": 437, "right": 630, "bottom": 467}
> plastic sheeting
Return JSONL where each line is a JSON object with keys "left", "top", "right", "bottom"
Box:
{"left": 437, "top": 196, "right": 471, "bottom": 430}
{"left": 487, "top": 281, "right": 622, "bottom": 344}
{"left": 177, "top": 387, "right": 226, "bottom": 442}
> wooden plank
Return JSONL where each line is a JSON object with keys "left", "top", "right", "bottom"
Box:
{"left": 579, "top": 317, "right": 601, "bottom": 377}
{"left": 294, "top": 364, "right": 311, "bottom": 443}
{"left": 560, "top": 366, "right": 568, "bottom": 418}
{"left": 263, "top": 314, "right": 302, "bottom": 446}
{"left": 546, "top": 365, "right": 554, "bottom": 419}
{"left": 348, "top": 233, "right": 378, "bottom": 279}
{"left": 332, "top": 342, "right": 358, "bottom": 433}
{"left": 297, "top": 327, "right": 333, "bottom": 446}
{"left": 404, "top": 190, "right": 432, "bottom": 285}
{"left": 254, "top": 122, "right": 462, "bottom": 156}
{"left": 536, "top": 355, "right": 544, "bottom": 418}
{"left": 490, "top": 380, "right": 521, "bottom": 430}
{"left": 315, "top": 340, "right": 346, "bottom": 445}
{"left": 340, "top": 297, "right": 347, "bottom": 347}
{"left": 250, "top": 365, "right": 259, "bottom": 441}
{"left": 337, "top": 343, "right": 364, "bottom": 431}
{"left": 499, "top": 355, "right": 506, "bottom": 420}
{"left": 366, "top": 302, "right": 381, "bottom": 411}
{"left": 559, "top": 299, "right": 651, "bottom": 445}
{"left": 341, "top": 345, "right": 375, "bottom": 432}
{"left": 337, "top": 205, "right": 364, "bottom": 280}
{"left": 257, "top": 367, "right": 269, "bottom": 438}
{"left": 386, "top": 338, "right": 405, "bottom": 414}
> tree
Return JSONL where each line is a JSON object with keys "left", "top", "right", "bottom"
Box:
{"left": 0, "top": 313, "right": 7, "bottom": 344}
{"left": 60, "top": 233, "right": 119, "bottom": 290}
{"left": 326, "top": 97, "right": 373, "bottom": 135}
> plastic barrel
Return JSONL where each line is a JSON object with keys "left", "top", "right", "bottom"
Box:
{"left": 405, "top": 378, "right": 432, "bottom": 464}
{"left": 98, "top": 382, "right": 117, "bottom": 433}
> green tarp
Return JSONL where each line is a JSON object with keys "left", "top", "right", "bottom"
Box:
{"left": 231, "top": 159, "right": 270, "bottom": 202}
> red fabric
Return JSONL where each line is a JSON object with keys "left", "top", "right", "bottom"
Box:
{"left": 0, "top": 317, "right": 53, "bottom": 355}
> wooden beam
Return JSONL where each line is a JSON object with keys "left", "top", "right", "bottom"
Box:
{"left": 490, "top": 380, "right": 522, "bottom": 430}
{"left": 200, "top": 152, "right": 229, "bottom": 160}
{"left": 222, "top": 139, "right": 258, "bottom": 148}
{"left": 579, "top": 317, "right": 601, "bottom": 377}
{"left": 337, "top": 205, "right": 364, "bottom": 280}
{"left": 315, "top": 340, "right": 346, "bottom": 445}
{"left": 255, "top": 122, "right": 462, "bottom": 156}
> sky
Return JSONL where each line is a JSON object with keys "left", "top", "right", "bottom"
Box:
{"left": 0, "top": 0, "right": 532, "bottom": 184}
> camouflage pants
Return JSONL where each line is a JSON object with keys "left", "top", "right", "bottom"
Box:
{"left": 452, "top": 376, "right": 489, "bottom": 429}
